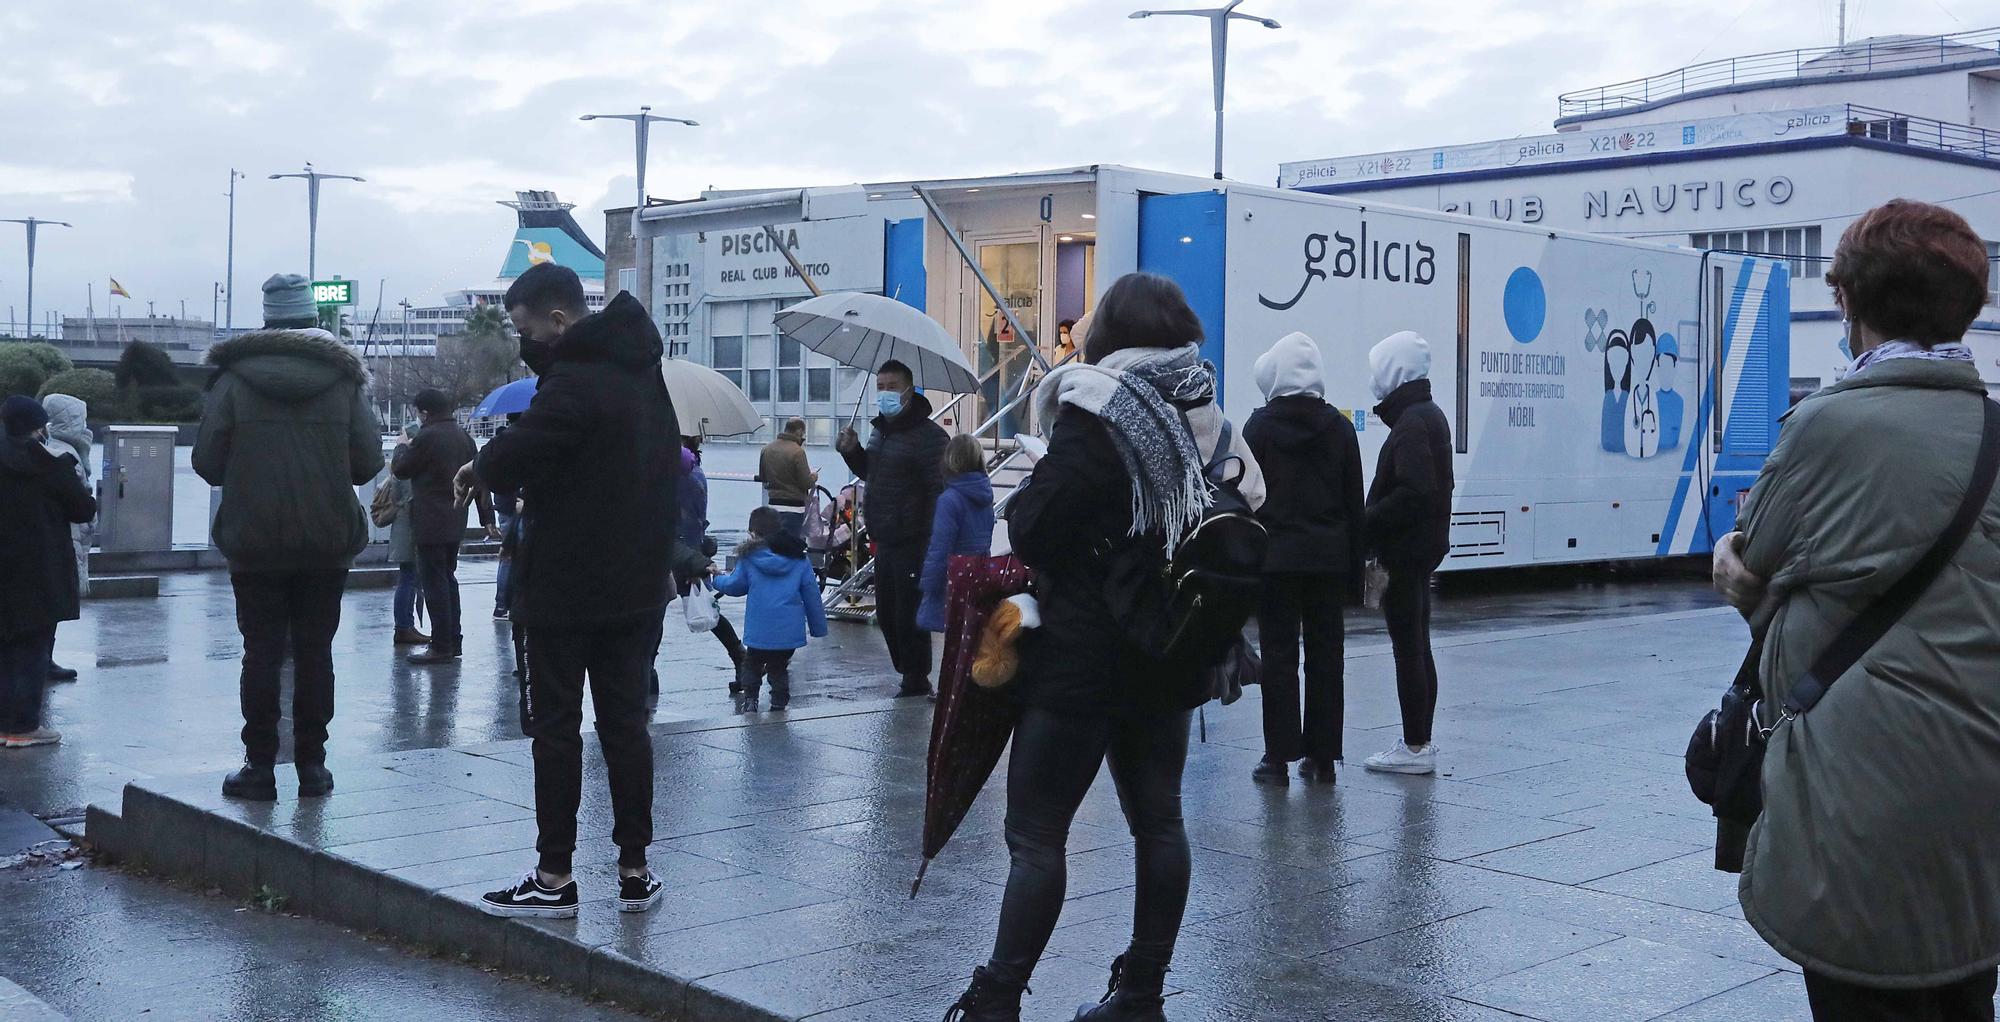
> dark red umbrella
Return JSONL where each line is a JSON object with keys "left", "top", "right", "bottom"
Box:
{"left": 912, "top": 552, "right": 1033, "bottom": 897}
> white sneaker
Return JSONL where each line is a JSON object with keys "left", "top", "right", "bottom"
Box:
{"left": 3, "top": 728, "right": 61, "bottom": 749}
{"left": 1363, "top": 743, "right": 1436, "bottom": 775}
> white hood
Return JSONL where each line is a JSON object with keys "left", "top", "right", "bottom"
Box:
{"left": 1369, "top": 330, "right": 1431, "bottom": 402}
{"left": 1254, "top": 331, "right": 1325, "bottom": 401}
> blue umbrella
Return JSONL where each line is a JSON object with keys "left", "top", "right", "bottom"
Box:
{"left": 473, "top": 377, "right": 537, "bottom": 418}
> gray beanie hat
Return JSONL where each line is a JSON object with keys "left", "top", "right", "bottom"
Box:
{"left": 262, "top": 273, "right": 316, "bottom": 326}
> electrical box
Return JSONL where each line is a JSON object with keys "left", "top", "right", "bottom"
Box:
{"left": 98, "top": 425, "right": 177, "bottom": 552}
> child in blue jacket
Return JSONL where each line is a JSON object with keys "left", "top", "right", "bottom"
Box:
{"left": 918, "top": 435, "right": 997, "bottom": 633}
{"left": 713, "top": 506, "right": 828, "bottom": 712}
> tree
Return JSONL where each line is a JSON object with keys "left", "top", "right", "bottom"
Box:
{"left": 381, "top": 304, "right": 519, "bottom": 411}
{"left": 10, "top": 342, "right": 71, "bottom": 379}
{"left": 115, "top": 339, "right": 181, "bottom": 388}
{"left": 38, "top": 368, "right": 123, "bottom": 418}
{"left": 0, "top": 346, "right": 51, "bottom": 398}
{"left": 113, "top": 340, "right": 202, "bottom": 422}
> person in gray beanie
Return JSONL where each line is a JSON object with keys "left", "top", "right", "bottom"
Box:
{"left": 0, "top": 394, "right": 95, "bottom": 749}
{"left": 193, "top": 272, "right": 384, "bottom": 801}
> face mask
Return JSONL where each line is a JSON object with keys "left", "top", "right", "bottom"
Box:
{"left": 877, "top": 390, "right": 904, "bottom": 418}
{"left": 519, "top": 337, "right": 554, "bottom": 376}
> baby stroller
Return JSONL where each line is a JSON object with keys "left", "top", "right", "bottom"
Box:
{"left": 808, "top": 482, "right": 867, "bottom": 582}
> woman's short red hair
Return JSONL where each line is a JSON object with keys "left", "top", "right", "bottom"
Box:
{"left": 1826, "top": 199, "right": 1990, "bottom": 344}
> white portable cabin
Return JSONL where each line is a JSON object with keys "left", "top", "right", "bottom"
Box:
{"left": 635, "top": 165, "right": 1791, "bottom": 570}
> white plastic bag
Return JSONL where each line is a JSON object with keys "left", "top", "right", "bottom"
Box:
{"left": 1361, "top": 559, "right": 1390, "bottom": 611}
{"left": 684, "top": 582, "right": 722, "bottom": 633}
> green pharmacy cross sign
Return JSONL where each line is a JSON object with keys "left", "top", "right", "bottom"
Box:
{"left": 311, "top": 279, "right": 355, "bottom": 306}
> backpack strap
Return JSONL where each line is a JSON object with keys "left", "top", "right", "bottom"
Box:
{"left": 1782, "top": 397, "right": 2000, "bottom": 720}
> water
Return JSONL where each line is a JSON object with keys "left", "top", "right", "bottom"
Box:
{"left": 142, "top": 440, "right": 840, "bottom": 549}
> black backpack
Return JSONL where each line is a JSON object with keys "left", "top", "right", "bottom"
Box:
{"left": 1100, "top": 418, "right": 1269, "bottom": 709}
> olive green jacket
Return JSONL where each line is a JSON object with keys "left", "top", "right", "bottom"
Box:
{"left": 1737, "top": 357, "right": 2000, "bottom": 987}
{"left": 194, "top": 329, "right": 385, "bottom": 573}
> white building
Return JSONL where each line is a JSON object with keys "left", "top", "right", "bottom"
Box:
{"left": 1278, "top": 28, "right": 2000, "bottom": 398}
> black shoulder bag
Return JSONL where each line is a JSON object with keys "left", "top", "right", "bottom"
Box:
{"left": 1688, "top": 398, "right": 2000, "bottom": 872}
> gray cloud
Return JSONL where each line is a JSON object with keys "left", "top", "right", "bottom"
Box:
{"left": 0, "top": 0, "right": 1968, "bottom": 329}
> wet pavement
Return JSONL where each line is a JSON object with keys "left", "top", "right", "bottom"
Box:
{"left": 0, "top": 559, "right": 1856, "bottom": 1021}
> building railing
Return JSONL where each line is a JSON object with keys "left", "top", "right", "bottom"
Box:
{"left": 1558, "top": 27, "right": 2000, "bottom": 118}
{"left": 1842, "top": 104, "right": 2000, "bottom": 162}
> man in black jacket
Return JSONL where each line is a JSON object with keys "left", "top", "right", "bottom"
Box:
{"left": 462, "top": 263, "right": 704, "bottom": 919}
{"left": 195, "top": 274, "right": 387, "bottom": 800}
{"left": 1361, "top": 330, "right": 1454, "bottom": 776}
{"left": 0, "top": 396, "right": 95, "bottom": 750}
{"left": 1243, "top": 332, "right": 1365, "bottom": 786}
{"left": 835, "top": 359, "right": 948, "bottom": 698}
{"left": 393, "top": 387, "right": 495, "bottom": 664}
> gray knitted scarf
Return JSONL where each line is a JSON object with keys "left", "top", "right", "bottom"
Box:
{"left": 1035, "top": 345, "right": 1215, "bottom": 548}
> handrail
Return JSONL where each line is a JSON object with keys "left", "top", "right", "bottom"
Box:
{"left": 1558, "top": 27, "right": 2000, "bottom": 118}
{"left": 1843, "top": 104, "right": 2000, "bottom": 161}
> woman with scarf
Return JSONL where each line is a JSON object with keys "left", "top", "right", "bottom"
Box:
{"left": 946, "top": 272, "right": 1264, "bottom": 1022}
{"left": 40, "top": 394, "right": 94, "bottom": 682}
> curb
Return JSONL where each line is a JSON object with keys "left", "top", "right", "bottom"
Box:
{"left": 96, "top": 780, "right": 788, "bottom": 1022}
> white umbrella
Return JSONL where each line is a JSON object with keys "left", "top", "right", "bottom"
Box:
{"left": 661, "top": 357, "right": 763, "bottom": 437}
{"left": 773, "top": 292, "right": 979, "bottom": 394}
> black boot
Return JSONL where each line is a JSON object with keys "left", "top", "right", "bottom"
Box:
{"left": 943, "top": 967, "right": 1025, "bottom": 1022}
{"left": 1075, "top": 955, "right": 1167, "bottom": 1021}
{"left": 297, "top": 762, "right": 334, "bottom": 798}
{"left": 222, "top": 762, "right": 278, "bottom": 802}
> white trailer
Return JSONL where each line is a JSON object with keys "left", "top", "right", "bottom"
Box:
{"left": 636, "top": 165, "right": 1791, "bottom": 570}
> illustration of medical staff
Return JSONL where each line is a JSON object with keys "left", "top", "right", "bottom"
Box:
{"left": 1600, "top": 330, "right": 1630, "bottom": 454}
{"left": 1624, "top": 319, "right": 1660, "bottom": 459}
{"left": 1655, "top": 335, "right": 1683, "bottom": 451}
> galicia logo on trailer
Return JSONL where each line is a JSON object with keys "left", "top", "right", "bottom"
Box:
{"left": 1257, "top": 221, "right": 1438, "bottom": 310}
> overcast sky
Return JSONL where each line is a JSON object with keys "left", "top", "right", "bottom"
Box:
{"left": 0, "top": 0, "right": 1972, "bottom": 326}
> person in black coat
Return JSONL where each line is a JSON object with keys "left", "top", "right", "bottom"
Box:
{"left": 836, "top": 359, "right": 948, "bottom": 697}
{"left": 947, "top": 272, "right": 1266, "bottom": 1022}
{"left": 1361, "top": 330, "right": 1454, "bottom": 777}
{"left": 392, "top": 388, "right": 495, "bottom": 664}
{"left": 1243, "top": 331, "right": 1365, "bottom": 787}
{"left": 0, "top": 396, "right": 95, "bottom": 748}
{"left": 460, "top": 264, "right": 707, "bottom": 920}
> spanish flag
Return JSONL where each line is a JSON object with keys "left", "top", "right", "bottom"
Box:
{"left": 108, "top": 277, "right": 130, "bottom": 298}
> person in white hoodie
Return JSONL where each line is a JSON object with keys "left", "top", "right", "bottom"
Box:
{"left": 1243, "top": 332, "right": 1364, "bottom": 787}
{"left": 39, "top": 393, "right": 93, "bottom": 682}
{"left": 1362, "top": 331, "right": 1453, "bottom": 776}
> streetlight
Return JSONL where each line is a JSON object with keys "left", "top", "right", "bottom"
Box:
{"left": 224, "top": 168, "right": 245, "bottom": 331}
{"left": 1, "top": 217, "right": 71, "bottom": 338}
{"left": 268, "top": 163, "right": 365, "bottom": 280}
{"left": 579, "top": 106, "right": 699, "bottom": 213}
{"left": 1128, "top": 2, "right": 1281, "bottom": 180}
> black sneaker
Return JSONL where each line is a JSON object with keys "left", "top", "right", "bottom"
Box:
{"left": 1251, "top": 758, "right": 1290, "bottom": 787}
{"left": 478, "top": 871, "right": 578, "bottom": 918}
{"left": 896, "top": 679, "right": 934, "bottom": 699}
{"left": 1299, "top": 757, "right": 1337, "bottom": 784}
{"left": 618, "top": 870, "right": 663, "bottom": 913}
{"left": 297, "top": 762, "right": 334, "bottom": 798}
{"left": 223, "top": 762, "right": 278, "bottom": 801}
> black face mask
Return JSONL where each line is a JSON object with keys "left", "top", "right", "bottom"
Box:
{"left": 518, "top": 336, "right": 555, "bottom": 376}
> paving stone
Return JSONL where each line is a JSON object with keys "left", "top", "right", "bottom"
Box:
{"left": 1455, "top": 936, "right": 1775, "bottom": 1022}
{"left": 1463, "top": 827, "right": 1702, "bottom": 885}
{"left": 1324, "top": 906, "right": 1622, "bottom": 993}
{"left": 285, "top": 796, "right": 534, "bottom": 847}
{"left": 1584, "top": 850, "right": 1743, "bottom": 913}
{"left": 1352, "top": 799, "right": 1590, "bottom": 861}
{"left": 1654, "top": 971, "right": 1813, "bottom": 1021}
{"left": 332, "top": 817, "right": 546, "bottom": 871}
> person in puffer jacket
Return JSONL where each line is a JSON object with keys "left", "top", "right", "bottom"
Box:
{"left": 917, "top": 434, "right": 996, "bottom": 633}
{"left": 712, "top": 506, "right": 828, "bottom": 713}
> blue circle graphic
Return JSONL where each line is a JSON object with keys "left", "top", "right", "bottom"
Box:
{"left": 1503, "top": 266, "right": 1546, "bottom": 344}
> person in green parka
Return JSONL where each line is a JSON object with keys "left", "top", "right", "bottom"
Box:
{"left": 1713, "top": 199, "right": 2000, "bottom": 1020}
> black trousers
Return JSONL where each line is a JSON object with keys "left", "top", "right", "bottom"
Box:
{"left": 1258, "top": 573, "right": 1346, "bottom": 764}
{"left": 230, "top": 571, "right": 346, "bottom": 766}
{"left": 415, "top": 543, "right": 463, "bottom": 651}
{"left": 524, "top": 619, "right": 654, "bottom": 875}
{"left": 985, "top": 705, "right": 1193, "bottom": 988}
{"left": 1805, "top": 967, "right": 1997, "bottom": 1021}
{"left": 872, "top": 541, "right": 931, "bottom": 688}
{"left": 739, "top": 648, "right": 795, "bottom": 700}
{"left": 1382, "top": 567, "right": 1439, "bottom": 748}
{"left": 0, "top": 627, "right": 54, "bottom": 734}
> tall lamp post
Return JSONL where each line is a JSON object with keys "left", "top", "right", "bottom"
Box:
{"left": 268, "top": 163, "right": 365, "bottom": 280}
{"left": 579, "top": 106, "right": 699, "bottom": 214}
{"left": 1128, "top": 2, "right": 1281, "bottom": 180}
{"left": 224, "top": 168, "right": 245, "bottom": 331}
{"left": 1, "top": 217, "right": 72, "bottom": 338}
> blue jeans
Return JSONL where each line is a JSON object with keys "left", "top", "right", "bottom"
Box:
{"left": 395, "top": 562, "right": 420, "bottom": 630}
